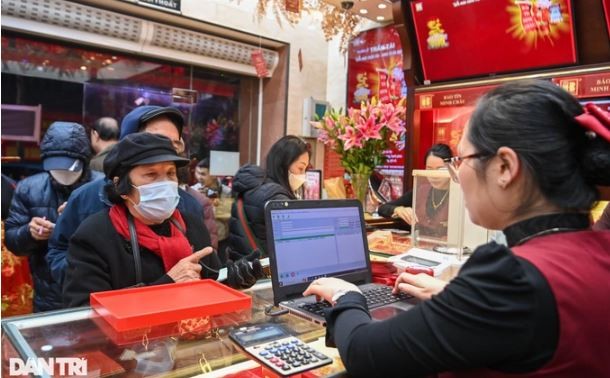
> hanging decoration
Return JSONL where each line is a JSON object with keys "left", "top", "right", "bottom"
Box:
{"left": 256, "top": 0, "right": 361, "bottom": 54}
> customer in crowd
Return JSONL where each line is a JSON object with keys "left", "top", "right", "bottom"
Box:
{"left": 192, "top": 158, "right": 227, "bottom": 202}
{"left": 63, "top": 133, "right": 221, "bottom": 307}
{"left": 177, "top": 166, "right": 219, "bottom": 250}
{"left": 46, "top": 106, "right": 206, "bottom": 298}
{"left": 228, "top": 135, "right": 309, "bottom": 256}
{"left": 304, "top": 80, "right": 610, "bottom": 377}
{"left": 89, "top": 117, "right": 119, "bottom": 172}
{"left": 5, "top": 122, "right": 102, "bottom": 312}
{"left": 378, "top": 143, "right": 452, "bottom": 236}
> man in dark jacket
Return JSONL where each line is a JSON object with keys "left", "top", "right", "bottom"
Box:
{"left": 228, "top": 164, "right": 293, "bottom": 256}
{"left": 4, "top": 122, "right": 102, "bottom": 312}
{"left": 46, "top": 106, "right": 206, "bottom": 293}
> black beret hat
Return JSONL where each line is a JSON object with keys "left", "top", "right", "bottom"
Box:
{"left": 103, "top": 133, "right": 189, "bottom": 178}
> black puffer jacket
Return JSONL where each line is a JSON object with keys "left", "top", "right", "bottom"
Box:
{"left": 4, "top": 122, "right": 101, "bottom": 312}
{"left": 228, "top": 164, "right": 294, "bottom": 257}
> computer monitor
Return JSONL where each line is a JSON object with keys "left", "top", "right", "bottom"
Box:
{"left": 209, "top": 150, "right": 240, "bottom": 177}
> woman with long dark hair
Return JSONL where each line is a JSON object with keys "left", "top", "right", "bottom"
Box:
{"left": 304, "top": 80, "right": 610, "bottom": 377}
{"left": 228, "top": 135, "right": 310, "bottom": 257}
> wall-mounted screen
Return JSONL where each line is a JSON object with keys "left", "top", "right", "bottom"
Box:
{"left": 1, "top": 104, "right": 42, "bottom": 142}
{"left": 410, "top": 0, "right": 577, "bottom": 83}
{"left": 209, "top": 150, "right": 240, "bottom": 177}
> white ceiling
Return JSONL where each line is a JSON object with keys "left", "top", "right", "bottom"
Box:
{"left": 324, "top": 0, "right": 394, "bottom": 23}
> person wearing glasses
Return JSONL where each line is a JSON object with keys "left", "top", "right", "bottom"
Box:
{"left": 377, "top": 143, "right": 452, "bottom": 236}
{"left": 304, "top": 80, "right": 610, "bottom": 377}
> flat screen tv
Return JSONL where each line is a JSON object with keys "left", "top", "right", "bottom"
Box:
{"left": 410, "top": 0, "right": 577, "bottom": 83}
{"left": 1, "top": 104, "right": 42, "bottom": 143}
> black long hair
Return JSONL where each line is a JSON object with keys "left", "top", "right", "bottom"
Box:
{"left": 468, "top": 79, "right": 610, "bottom": 213}
{"left": 265, "top": 135, "right": 309, "bottom": 192}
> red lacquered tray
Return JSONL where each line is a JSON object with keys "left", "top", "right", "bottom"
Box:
{"left": 90, "top": 279, "right": 252, "bottom": 332}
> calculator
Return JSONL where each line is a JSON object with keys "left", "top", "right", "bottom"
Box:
{"left": 229, "top": 323, "right": 333, "bottom": 376}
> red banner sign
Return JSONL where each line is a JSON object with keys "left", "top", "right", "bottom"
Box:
{"left": 347, "top": 25, "right": 406, "bottom": 107}
{"left": 552, "top": 71, "right": 610, "bottom": 99}
{"left": 415, "top": 85, "right": 496, "bottom": 110}
{"left": 285, "top": 0, "right": 301, "bottom": 13}
{"left": 347, "top": 26, "right": 407, "bottom": 173}
{"left": 410, "top": 0, "right": 577, "bottom": 82}
{"left": 250, "top": 50, "right": 269, "bottom": 78}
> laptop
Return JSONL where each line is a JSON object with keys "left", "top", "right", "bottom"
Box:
{"left": 264, "top": 199, "right": 416, "bottom": 325}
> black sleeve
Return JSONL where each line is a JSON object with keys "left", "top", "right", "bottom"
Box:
{"left": 377, "top": 191, "right": 413, "bottom": 218}
{"left": 63, "top": 218, "right": 114, "bottom": 308}
{"left": 324, "top": 242, "right": 558, "bottom": 377}
{"left": 4, "top": 181, "right": 43, "bottom": 256}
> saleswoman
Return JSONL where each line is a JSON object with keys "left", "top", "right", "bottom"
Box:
{"left": 305, "top": 80, "right": 610, "bottom": 377}
{"left": 378, "top": 143, "right": 452, "bottom": 237}
{"left": 63, "top": 133, "right": 222, "bottom": 307}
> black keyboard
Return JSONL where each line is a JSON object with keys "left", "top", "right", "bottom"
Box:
{"left": 300, "top": 285, "right": 412, "bottom": 316}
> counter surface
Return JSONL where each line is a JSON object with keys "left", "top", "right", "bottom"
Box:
{"left": 1, "top": 281, "right": 346, "bottom": 378}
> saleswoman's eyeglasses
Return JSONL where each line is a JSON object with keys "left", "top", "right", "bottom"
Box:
{"left": 443, "top": 153, "right": 489, "bottom": 183}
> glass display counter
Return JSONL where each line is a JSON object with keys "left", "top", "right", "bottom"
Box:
{"left": 1, "top": 281, "right": 346, "bottom": 378}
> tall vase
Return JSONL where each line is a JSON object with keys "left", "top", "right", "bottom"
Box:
{"left": 351, "top": 173, "right": 370, "bottom": 212}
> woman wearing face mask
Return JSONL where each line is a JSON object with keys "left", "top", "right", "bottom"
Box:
{"left": 378, "top": 143, "right": 452, "bottom": 236}
{"left": 5, "top": 121, "right": 102, "bottom": 312}
{"left": 63, "top": 133, "right": 222, "bottom": 308}
{"left": 228, "top": 135, "right": 310, "bottom": 257}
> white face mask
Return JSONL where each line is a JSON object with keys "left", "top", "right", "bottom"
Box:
{"left": 130, "top": 181, "right": 180, "bottom": 223}
{"left": 288, "top": 172, "right": 307, "bottom": 192}
{"left": 50, "top": 170, "right": 82, "bottom": 186}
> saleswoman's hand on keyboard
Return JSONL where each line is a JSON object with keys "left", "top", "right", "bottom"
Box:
{"left": 303, "top": 277, "right": 361, "bottom": 304}
{"left": 393, "top": 272, "right": 447, "bottom": 300}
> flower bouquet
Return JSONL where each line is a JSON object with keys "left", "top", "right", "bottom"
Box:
{"left": 312, "top": 97, "right": 406, "bottom": 205}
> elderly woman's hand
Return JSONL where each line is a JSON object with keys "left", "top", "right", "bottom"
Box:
{"left": 393, "top": 272, "right": 447, "bottom": 300}
{"left": 303, "top": 277, "right": 361, "bottom": 304}
{"left": 166, "top": 247, "right": 213, "bottom": 283}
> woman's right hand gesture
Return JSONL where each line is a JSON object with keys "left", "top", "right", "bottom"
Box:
{"left": 166, "top": 247, "right": 213, "bottom": 283}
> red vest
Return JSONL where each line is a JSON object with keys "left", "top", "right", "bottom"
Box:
{"left": 442, "top": 230, "right": 610, "bottom": 377}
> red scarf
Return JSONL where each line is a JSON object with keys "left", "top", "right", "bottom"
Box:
{"left": 109, "top": 204, "right": 192, "bottom": 272}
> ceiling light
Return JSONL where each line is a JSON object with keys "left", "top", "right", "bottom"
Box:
{"left": 376, "top": 16, "right": 385, "bottom": 21}
{"left": 359, "top": 9, "right": 368, "bottom": 14}
{"left": 80, "top": 66, "right": 87, "bottom": 70}
{"left": 377, "top": 3, "right": 387, "bottom": 9}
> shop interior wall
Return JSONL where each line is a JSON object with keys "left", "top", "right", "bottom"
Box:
{"left": 181, "top": 0, "right": 348, "bottom": 165}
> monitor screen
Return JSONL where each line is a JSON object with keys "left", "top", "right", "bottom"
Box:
{"left": 269, "top": 206, "right": 368, "bottom": 287}
{"left": 1, "top": 105, "right": 41, "bottom": 142}
{"left": 209, "top": 150, "right": 240, "bottom": 177}
{"left": 410, "top": 0, "right": 577, "bottom": 82}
